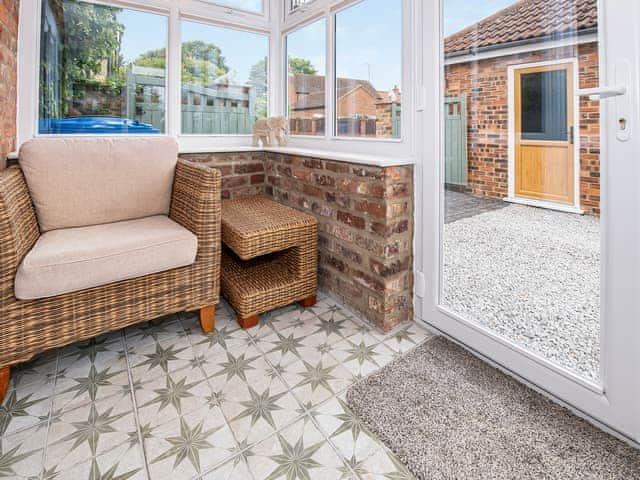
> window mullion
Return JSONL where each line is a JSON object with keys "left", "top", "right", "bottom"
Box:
{"left": 168, "top": 5, "right": 182, "bottom": 137}
{"left": 270, "top": 0, "right": 283, "bottom": 117}
{"left": 326, "top": 8, "right": 335, "bottom": 141}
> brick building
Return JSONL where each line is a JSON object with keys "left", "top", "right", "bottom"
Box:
{"left": 288, "top": 73, "right": 401, "bottom": 138}
{"left": 444, "top": 0, "right": 600, "bottom": 214}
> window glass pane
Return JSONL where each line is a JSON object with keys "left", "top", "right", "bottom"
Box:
{"left": 335, "top": 0, "right": 402, "bottom": 139}
{"left": 181, "top": 21, "right": 269, "bottom": 135}
{"left": 287, "top": 19, "right": 326, "bottom": 136}
{"left": 203, "top": 0, "right": 263, "bottom": 13}
{"left": 442, "top": 0, "right": 601, "bottom": 382}
{"left": 289, "top": 0, "right": 314, "bottom": 12}
{"left": 521, "top": 70, "right": 568, "bottom": 141}
{"left": 39, "top": 0, "right": 167, "bottom": 134}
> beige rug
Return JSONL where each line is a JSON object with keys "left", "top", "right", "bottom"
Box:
{"left": 346, "top": 336, "right": 640, "bottom": 480}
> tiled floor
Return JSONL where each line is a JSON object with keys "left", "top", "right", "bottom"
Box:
{"left": 0, "top": 292, "right": 432, "bottom": 480}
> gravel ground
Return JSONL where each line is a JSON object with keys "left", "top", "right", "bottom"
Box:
{"left": 442, "top": 204, "right": 600, "bottom": 381}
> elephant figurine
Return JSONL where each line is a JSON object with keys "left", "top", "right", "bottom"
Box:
{"left": 252, "top": 116, "right": 290, "bottom": 147}
{"left": 252, "top": 118, "right": 271, "bottom": 147}
{"left": 268, "top": 116, "right": 290, "bottom": 147}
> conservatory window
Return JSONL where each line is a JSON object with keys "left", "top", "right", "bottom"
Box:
{"left": 38, "top": 0, "right": 168, "bottom": 134}
{"left": 180, "top": 20, "right": 269, "bottom": 135}
{"left": 202, "top": 0, "right": 264, "bottom": 14}
{"left": 334, "top": 0, "right": 402, "bottom": 139}
{"left": 286, "top": 19, "right": 326, "bottom": 136}
{"left": 288, "top": 0, "right": 315, "bottom": 14}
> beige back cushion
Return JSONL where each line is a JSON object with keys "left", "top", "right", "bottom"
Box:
{"left": 20, "top": 137, "right": 178, "bottom": 232}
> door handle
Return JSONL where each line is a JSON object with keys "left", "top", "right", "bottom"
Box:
{"left": 569, "top": 126, "right": 574, "bottom": 145}
{"left": 577, "top": 85, "right": 627, "bottom": 101}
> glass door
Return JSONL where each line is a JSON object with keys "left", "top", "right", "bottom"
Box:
{"left": 417, "top": 0, "right": 640, "bottom": 442}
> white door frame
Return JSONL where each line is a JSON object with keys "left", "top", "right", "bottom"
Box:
{"left": 506, "top": 58, "right": 583, "bottom": 214}
{"left": 414, "top": 0, "right": 640, "bottom": 443}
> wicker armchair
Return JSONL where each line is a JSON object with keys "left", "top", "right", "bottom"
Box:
{"left": 0, "top": 147, "right": 221, "bottom": 403}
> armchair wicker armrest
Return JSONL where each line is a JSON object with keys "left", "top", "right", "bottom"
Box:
{"left": 170, "top": 159, "right": 221, "bottom": 250}
{"left": 170, "top": 160, "right": 221, "bottom": 331}
{"left": 0, "top": 168, "right": 39, "bottom": 386}
{"left": 0, "top": 167, "right": 39, "bottom": 298}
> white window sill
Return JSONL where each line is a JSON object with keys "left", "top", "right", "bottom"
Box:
{"left": 263, "top": 147, "right": 414, "bottom": 167}
{"left": 178, "top": 146, "right": 414, "bottom": 167}
{"left": 9, "top": 146, "right": 415, "bottom": 168}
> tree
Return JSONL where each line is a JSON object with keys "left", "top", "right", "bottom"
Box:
{"left": 248, "top": 57, "right": 268, "bottom": 120}
{"left": 288, "top": 57, "right": 317, "bottom": 75}
{"left": 134, "top": 41, "right": 230, "bottom": 86}
{"left": 62, "top": 2, "right": 125, "bottom": 81}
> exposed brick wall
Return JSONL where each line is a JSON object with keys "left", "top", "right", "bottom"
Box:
{"left": 183, "top": 150, "right": 414, "bottom": 331}
{"left": 179, "top": 152, "right": 267, "bottom": 200}
{"left": 445, "top": 42, "right": 600, "bottom": 214}
{"left": 0, "top": 0, "right": 19, "bottom": 168}
{"left": 264, "top": 153, "right": 413, "bottom": 332}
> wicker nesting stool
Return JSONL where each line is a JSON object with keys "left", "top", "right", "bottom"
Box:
{"left": 221, "top": 196, "right": 318, "bottom": 328}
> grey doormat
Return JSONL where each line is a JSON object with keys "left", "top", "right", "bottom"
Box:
{"left": 346, "top": 337, "right": 640, "bottom": 480}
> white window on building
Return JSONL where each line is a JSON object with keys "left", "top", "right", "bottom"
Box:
{"left": 335, "top": 0, "right": 402, "bottom": 139}
{"left": 38, "top": 0, "right": 168, "bottom": 134}
{"left": 180, "top": 21, "right": 269, "bottom": 135}
{"left": 286, "top": 19, "right": 326, "bottom": 136}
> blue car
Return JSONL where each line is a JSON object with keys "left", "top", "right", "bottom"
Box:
{"left": 39, "top": 116, "right": 161, "bottom": 135}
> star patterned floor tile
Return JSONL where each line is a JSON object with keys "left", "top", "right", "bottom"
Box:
{"left": 46, "top": 440, "right": 146, "bottom": 480}
{"left": 45, "top": 393, "right": 137, "bottom": 473}
{"left": 0, "top": 379, "right": 53, "bottom": 436}
{"left": 330, "top": 333, "right": 396, "bottom": 380}
{"left": 128, "top": 336, "right": 197, "bottom": 384}
{"left": 53, "top": 362, "right": 131, "bottom": 414}
{"left": 143, "top": 405, "right": 236, "bottom": 479}
{"left": 313, "top": 396, "right": 416, "bottom": 480}
{"left": 134, "top": 367, "right": 213, "bottom": 429}
{"left": 280, "top": 356, "right": 355, "bottom": 409}
{"left": 0, "top": 424, "right": 47, "bottom": 479}
{"left": 254, "top": 325, "right": 337, "bottom": 370}
{"left": 200, "top": 454, "right": 255, "bottom": 480}
{"left": 0, "top": 292, "right": 420, "bottom": 480}
{"left": 246, "top": 415, "right": 350, "bottom": 480}
{"left": 218, "top": 365, "right": 302, "bottom": 447}
{"left": 7, "top": 350, "right": 57, "bottom": 393}
{"left": 379, "top": 323, "right": 432, "bottom": 355}
{"left": 124, "top": 314, "right": 187, "bottom": 347}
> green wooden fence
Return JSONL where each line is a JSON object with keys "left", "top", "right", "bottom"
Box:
{"left": 392, "top": 102, "right": 401, "bottom": 138}
{"left": 444, "top": 94, "right": 468, "bottom": 186}
{"left": 126, "top": 66, "right": 255, "bottom": 134}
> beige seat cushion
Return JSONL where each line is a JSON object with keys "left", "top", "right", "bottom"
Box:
{"left": 15, "top": 216, "right": 197, "bottom": 300}
{"left": 19, "top": 137, "right": 178, "bottom": 232}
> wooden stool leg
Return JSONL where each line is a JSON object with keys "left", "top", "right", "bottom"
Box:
{"left": 199, "top": 306, "right": 215, "bottom": 334}
{"left": 237, "top": 315, "right": 259, "bottom": 329}
{"left": 0, "top": 366, "right": 10, "bottom": 405}
{"left": 299, "top": 295, "right": 317, "bottom": 308}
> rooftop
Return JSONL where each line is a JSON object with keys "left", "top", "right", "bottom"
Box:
{"left": 444, "top": 0, "right": 598, "bottom": 55}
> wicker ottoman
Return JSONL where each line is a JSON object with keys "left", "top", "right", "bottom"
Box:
{"left": 221, "top": 196, "right": 318, "bottom": 328}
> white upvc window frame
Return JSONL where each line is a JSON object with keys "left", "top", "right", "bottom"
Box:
{"left": 17, "top": 0, "right": 276, "bottom": 151}
{"left": 284, "top": 0, "right": 319, "bottom": 21}
{"left": 199, "top": 0, "right": 269, "bottom": 17}
{"left": 18, "top": 0, "right": 412, "bottom": 159}
{"left": 281, "top": 0, "right": 413, "bottom": 160}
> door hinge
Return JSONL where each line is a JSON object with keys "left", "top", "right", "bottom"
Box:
{"left": 415, "top": 271, "right": 426, "bottom": 298}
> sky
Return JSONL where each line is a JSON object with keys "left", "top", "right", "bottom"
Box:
{"left": 116, "top": 0, "right": 520, "bottom": 91}
{"left": 443, "top": 0, "right": 517, "bottom": 35}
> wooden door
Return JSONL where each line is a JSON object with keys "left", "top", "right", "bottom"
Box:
{"left": 514, "top": 63, "right": 574, "bottom": 204}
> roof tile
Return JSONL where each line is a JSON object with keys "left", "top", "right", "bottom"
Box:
{"left": 444, "top": 0, "right": 597, "bottom": 55}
